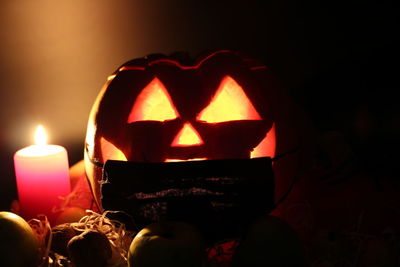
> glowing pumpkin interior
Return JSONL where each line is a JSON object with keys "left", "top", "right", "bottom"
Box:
{"left": 99, "top": 75, "right": 275, "bottom": 162}
{"left": 197, "top": 76, "right": 262, "bottom": 123}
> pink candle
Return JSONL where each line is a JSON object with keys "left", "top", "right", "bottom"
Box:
{"left": 14, "top": 125, "right": 71, "bottom": 223}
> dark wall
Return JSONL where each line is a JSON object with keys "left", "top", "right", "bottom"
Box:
{"left": 1, "top": 0, "right": 399, "bottom": 209}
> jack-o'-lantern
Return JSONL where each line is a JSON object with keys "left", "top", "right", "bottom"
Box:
{"left": 84, "top": 50, "right": 290, "bottom": 238}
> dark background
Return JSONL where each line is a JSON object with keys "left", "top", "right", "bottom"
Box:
{"left": 0, "top": 0, "right": 398, "bottom": 226}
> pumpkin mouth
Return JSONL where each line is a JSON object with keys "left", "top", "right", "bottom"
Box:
{"left": 101, "top": 157, "right": 275, "bottom": 237}
{"left": 165, "top": 158, "right": 207, "bottom": 162}
{"left": 166, "top": 144, "right": 207, "bottom": 161}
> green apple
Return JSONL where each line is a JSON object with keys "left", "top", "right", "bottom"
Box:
{"left": 128, "top": 221, "right": 207, "bottom": 267}
{"left": 233, "top": 215, "right": 307, "bottom": 267}
{"left": 0, "top": 211, "right": 39, "bottom": 267}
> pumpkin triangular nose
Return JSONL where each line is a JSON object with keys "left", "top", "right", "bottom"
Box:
{"left": 171, "top": 122, "right": 204, "bottom": 147}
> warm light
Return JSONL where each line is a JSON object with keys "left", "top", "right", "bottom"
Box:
{"left": 107, "top": 74, "right": 117, "bottom": 81}
{"left": 165, "top": 158, "right": 207, "bottom": 162}
{"left": 34, "top": 125, "right": 47, "bottom": 145}
{"left": 197, "top": 76, "right": 262, "bottom": 123}
{"left": 100, "top": 137, "right": 127, "bottom": 161}
{"left": 14, "top": 125, "right": 71, "bottom": 223}
{"left": 127, "top": 77, "right": 179, "bottom": 123}
{"left": 171, "top": 123, "right": 204, "bottom": 147}
{"left": 250, "top": 123, "right": 276, "bottom": 158}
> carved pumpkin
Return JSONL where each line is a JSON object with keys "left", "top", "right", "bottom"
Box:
{"left": 84, "top": 50, "right": 279, "bottom": 211}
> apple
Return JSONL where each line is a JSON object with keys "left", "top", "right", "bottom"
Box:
{"left": 0, "top": 211, "right": 39, "bottom": 267}
{"left": 128, "top": 221, "right": 207, "bottom": 267}
{"left": 232, "top": 215, "right": 307, "bottom": 267}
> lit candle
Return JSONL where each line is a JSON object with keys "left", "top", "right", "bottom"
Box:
{"left": 14, "top": 125, "right": 71, "bottom": 223}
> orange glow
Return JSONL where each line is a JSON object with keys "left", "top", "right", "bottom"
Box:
{"left": 107, "top": 74, "right": 117, "bottom": 81}
{"left": 127, "top": 78, "right": 179, "bottom": 123}
{"left": 100, "top": 137, "right": 127, "bottom": 161}
{"left": 165, "top": 158, "right": 207, "bottom": 162}
{"left": 197, "top": 76, "right": 262, "bottom": 123}
{"left": 250, "top": 123, "right": 276, "bottom": 158}
{"left": 171, "top": 123, "right": 204, "bottom": 147}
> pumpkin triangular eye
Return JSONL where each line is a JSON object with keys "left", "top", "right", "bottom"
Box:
{"left": 127, "top": 77, "right": 179, "bottom": 123}
{"left": 196, "top": 76, "right": 262, "bottom": 123}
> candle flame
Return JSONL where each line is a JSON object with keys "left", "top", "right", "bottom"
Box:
{"left": 34, "top": 125, "right": 47, "bottom": 145}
